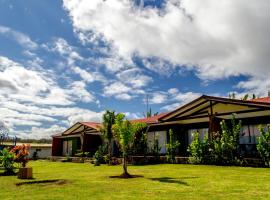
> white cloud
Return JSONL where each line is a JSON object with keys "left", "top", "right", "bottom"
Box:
{"left": 149, "top": 92, "right": 168, "bottom": 104}
{"left": 71, "top": 66, "right": 107, "bottom": 84}
{"left": 236, "top": 76, "right": 270, "bottom": 97}
{"left": 115, "top": 93, "right": 132, "bottom": 100}
{"left": 0, "top": 56, "right": 104, "bottom": 138}
{"left": 16, "top": 125, "right": 66, "bottom": 139}
{"left": 148, "top": 88, "right": 201, "bottom": 110}
{"left": 103, "top": 81, "right": 131, "bottom": 97}
{"left": 68, "top": 81, "right": 95, "bottom": 103}
{"left": 63, "top": 0, "right": 270, "bottom": 81}
{"left": 0, "top": 25, "right": 37, "bottom": 50}
{"left": 44, "top": 37, "right": 82, "bottom": 66}
{"left": 116, "top": 68, "right": 152, "bottom": 88}
{"left": 67, "top": 111, "right": 104, "bottom": 125}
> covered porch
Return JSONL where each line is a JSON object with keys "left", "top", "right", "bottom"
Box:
{"left": 52, "top": 122, "right": 103, "bottom": 156}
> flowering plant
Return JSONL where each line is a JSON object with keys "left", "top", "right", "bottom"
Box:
{"left": 11, "top": 144, "right": 30, "bottom": 168}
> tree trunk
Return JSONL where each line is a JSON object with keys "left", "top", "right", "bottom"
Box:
{"left": 123, "top": 156, "right": 128, "bottom": 175}
{"left": 108, "top": 139, "right": 112, "bottom": 165}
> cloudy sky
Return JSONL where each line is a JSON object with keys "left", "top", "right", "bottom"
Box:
{"left": 0, "top": 0, "right": 269, "bottom": 139}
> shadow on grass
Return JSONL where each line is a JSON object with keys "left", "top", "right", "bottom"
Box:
{"left": 149, "top": 176, "right": 199, "bottom": 186}
{"left": 0, "top": 171, "right": 17, "bottom": 176}
{"left": 16, "top": 179, "right": 70, "bottom": 186}
{"left": 109, "top": 174, "right": 144, "bottom": 179}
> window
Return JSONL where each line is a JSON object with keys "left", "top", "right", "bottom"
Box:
{"left": 240, "top": 124, "right": 264, "bottom": 144}
{"left": 188, "top": 128, "right": 209, "bottom": 144}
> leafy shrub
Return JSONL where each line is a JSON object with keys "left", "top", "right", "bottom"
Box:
{"left": 149, "top": 139, "right": 161, "bottom": 156}
{"left": 132, "top": 131, "right": 148, "bottom": 156}
{"left": 166, "top": 129, "right": 180, "bottom": 163}
{"left": 256, "top": 124, "right": 270, "bottom": 167}
{"left": 0, "top": 148, "right": 15, "bottom": 175}
{"left": 210, "top": 116, "right": 242, "bottom": 165}
{"left": 188, "top": 132, "right": 209, "bottom": 164}
{"left": 93, "top": 145, "right": 108, "bottom": 166}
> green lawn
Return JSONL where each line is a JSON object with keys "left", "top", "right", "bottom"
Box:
{"left": 0, "top": 161, "right": 270, "bottom": 200}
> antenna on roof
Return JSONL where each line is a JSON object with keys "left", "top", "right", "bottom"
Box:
{"left": 146, "top": 93, "right": 149, "bottom": 118}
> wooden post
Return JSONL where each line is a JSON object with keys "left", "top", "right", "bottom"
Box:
{"left": 208, "top": 101, "right": 214, "bottom": 140}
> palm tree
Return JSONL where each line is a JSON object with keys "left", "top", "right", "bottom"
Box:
{"left": 100, "top": 110, "right": 116, "bottom": 165}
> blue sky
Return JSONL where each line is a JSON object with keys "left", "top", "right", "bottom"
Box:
{"left": 0, "top": 0, "right": 269, "bottom": 138}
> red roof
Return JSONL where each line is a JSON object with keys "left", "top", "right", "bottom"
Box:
{"left": 251, "top": 97, "right": 270, "bottom": 103}
{"left": 80, "top": 122, "right": 101, "bottom": 130}
{"left": 130, "top": 113, "right": 168, "bottom": 124}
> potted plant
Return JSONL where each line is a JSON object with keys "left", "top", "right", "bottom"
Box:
{"left": 11, "top": 144, "right": 32, "bottom": 179}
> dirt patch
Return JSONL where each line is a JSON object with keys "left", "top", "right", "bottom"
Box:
{"left": 16, "top": 179, "right": 70, "bottom": 186}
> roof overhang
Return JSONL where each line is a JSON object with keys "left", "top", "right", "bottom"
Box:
{"left": 159, "top": 95, "right": 270, "bottom": 123}
{"left": 53, "top": 122, "right": 101, "bottom": 138}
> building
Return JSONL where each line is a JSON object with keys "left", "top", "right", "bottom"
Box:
{"left": 52, "top": 122, "right": 103, "bottom": 156}
{"left": 150, "top": 95, "right": 270, "bottom": 156}
{"left": 51, "top": 95, "right": 270, "bottom": 157}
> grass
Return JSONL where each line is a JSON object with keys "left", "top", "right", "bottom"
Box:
{"left": 0, "top": 161, "right": 270, "bottom": 200}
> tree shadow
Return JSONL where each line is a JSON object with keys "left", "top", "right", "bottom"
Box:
{"left": 109, "top": 174, "right": 144, "bottom": 179}
{"left": 16, "top": 179, "right": 70, "bottom": 186}
{"left": 148, "top": 176, "right": 199, "bottom": 186}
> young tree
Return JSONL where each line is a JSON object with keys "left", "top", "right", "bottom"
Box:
{"left": 257, "top": 124, "right": 270, "bottom": 167}
{"left": 166, "top": 129, "right": 180, "bottom": 163}
{"left": 113, "top": 113, "right": 147, "bottom": 177}
{"left": 100, "top": 110, "right": 116, "bottom": 165}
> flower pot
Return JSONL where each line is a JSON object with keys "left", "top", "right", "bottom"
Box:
{"left": 18, "top": 167, "right": 33, "bottom": 179}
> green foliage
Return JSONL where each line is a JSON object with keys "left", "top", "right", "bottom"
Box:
{"left": 256, "top": 125, "right": 270, "bottom": 167}
{"left": 166, "top": 129, "right": 180, "bottom": 163}
{"left": 0, "top": 148, "right": 15, "bottom": 174}
{"left": 149, "top": 139, "right": 161, "bottom": 156}
{"left": 65, "top": 155, "right": 72, "bottom": 162}
{"left": 144, "top": 108, "right": 159, "bottom": 118}
{"left": 100, "top": 110, "right": 116, "bottom": 164}
{"left": 210, "top": 116, "right": 242, "bottom": 165}
{"left": 113, "top": 113, "right": 147, "bottom": 174}
{"left": 132, "top": 131, "right": 148, "bottom": 156}
{"left": 188, "top": 132, "right": 209, "bottom": 164}
{"left": 93, "top": 145, "right": 108, "bottom": 166}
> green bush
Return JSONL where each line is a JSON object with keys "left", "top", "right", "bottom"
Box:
{"left": 257, "top": 124, "right": 270, "bottom": 167}
{"left": 0, "top": 148, "right": 15, "bottom": 175}
{"left": 93, "top": 145, "right": 108, "bottom": 166}
{"left": 148, "top": 139, "right": 161, "bottom": 157}
{"left": 166, "top": 129, "right": 180, "bottom": 163}
{"left": 188, "top": 132, "right": 209, "bottom": 164}
{"left": 209, "top": 116, "right": 242, "bottom": 165}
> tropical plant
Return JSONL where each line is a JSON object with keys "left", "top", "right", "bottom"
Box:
{"left": 0, "top": 148, "right": 15, "bottom": 175}
{"left": 188, "top": 132, "right": 209, "bottom": 164}
{"left": 11, "top": 144, "right": 30, "bottom": 168}
{"left": 93, "top": 145, "right": 108, "bottom": 166}
{"left": 113, "top": 113, "right": 147, "bottom": 177}
{"left": 166, "top": 129, "right": 180, "bottom": 163}
{"left": 100, "top": 110, "right": 116, "bottom": 165}
{"left": 144, "top": 108, "right": 159, "bottom": 118}
{"left": 256, "top": 124, "right": 270, "bottom": 167}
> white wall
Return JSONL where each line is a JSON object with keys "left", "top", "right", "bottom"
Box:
{"left": 29, "top": 147, "right": 52, "bottom": 159}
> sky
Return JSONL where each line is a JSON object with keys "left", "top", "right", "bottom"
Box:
{"left": 0, "top": 0, "right": 270, "bottom": 139}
